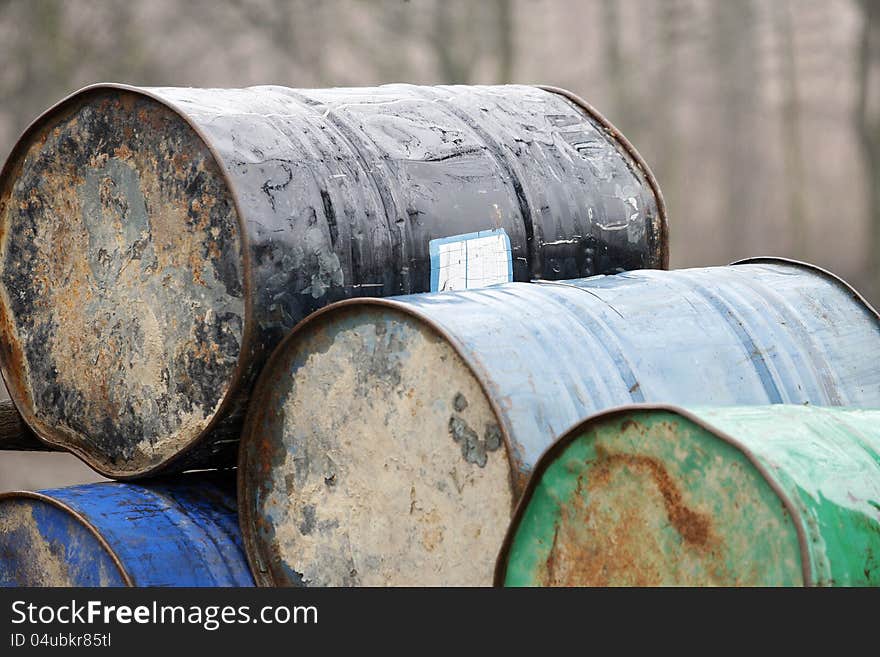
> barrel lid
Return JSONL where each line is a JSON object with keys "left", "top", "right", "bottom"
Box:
{"left": 0, "top": 83, "right": 254, "bottom": 478}
{"left": 493, "top": 403, "right": 811, "bottom": 586}
{"left": 238, "top": 299, "right": 521, "bottom": 586}
{"left": 0, "top": 490, "right": 133, "bottom": 586}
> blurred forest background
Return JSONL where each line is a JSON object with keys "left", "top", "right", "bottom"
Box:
{"left": 1, "top": 0, "right": 880, "bottom": 486}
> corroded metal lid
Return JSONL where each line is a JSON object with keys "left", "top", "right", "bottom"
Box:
{"left": 0, "top": 86, "right": 247, "bottom": 478}
{"left": 495, "top": 404, "right": 880, "bottom": 587}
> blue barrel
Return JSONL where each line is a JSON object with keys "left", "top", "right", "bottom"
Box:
{"left": 238, "top": 257, "right": 880, "bottom": 587}
{"left": 0, "top": 473, "right": 253, "bottom": 586}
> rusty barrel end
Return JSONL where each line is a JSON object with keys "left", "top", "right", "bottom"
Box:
{"left": 497, "top": 405, "right": 880, "bottom": 587}
{"left": 0, "top": 472, "right": 253, "bottom": 587}
{"left": 238, "top": 300, "right": 517, "bottom": 587}
{"left": 496, "top": 406, "right": 804, "bottom": 587}
{"left": 0, "top": 85, "right": 248, "bottom": 478}
{"left": 0, "top": 492, "right": 130, "bottom": 586}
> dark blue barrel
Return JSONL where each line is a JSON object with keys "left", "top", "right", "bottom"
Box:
{"left": 0, "top": 473, "right": 253, "bottom": 586}
{"left": 238, "top": 257, "right": 880, "bottom": 587}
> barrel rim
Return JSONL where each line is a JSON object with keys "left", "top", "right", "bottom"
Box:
{"left": 540, "top": 85, "right": 669, "bottom": 270}
{"left": 491, "top": 402, "right": 813, "bottom": 587}
{"left": 237, "top": 295, "right": 525, "bottom": 586}
{"left": 731, "top": 256, "right": 880, "bottom": 324}
{"left": 0, "top": 82, "right": 256, "bottom": 480}
{"left": 0, "top": 489, "right": 134, "bottom": 586}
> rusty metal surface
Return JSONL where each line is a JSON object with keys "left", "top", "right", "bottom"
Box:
{"left": 0, "top": 472, "right": 253, "bottom": 586}
{"left": 238, "top": 258, "right": 880, "bottom": 586}
{"left": 496, "top": 404, "right": 880, "bottom": 587}
{"left": 0, "top": 83, "right": 666, "bottom": 478}
{"left": 0, "top": 90, "right": 245, "bottom": 477}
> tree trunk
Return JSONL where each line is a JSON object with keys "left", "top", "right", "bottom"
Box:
{"left": 495, "top": 0, "right": 515, "bottom": 83}
{"left": 712, "top": 0, "right": 759, "bottom": 257}
{"left": 775, "top": 0, "right": 808, "bottom": 258}
{"left": 856, "top": 0, "right": 880, "bottom": 302}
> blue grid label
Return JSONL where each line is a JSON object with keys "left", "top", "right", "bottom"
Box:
{"left": 429, "top": 228, "right": 513, "bottom": 292}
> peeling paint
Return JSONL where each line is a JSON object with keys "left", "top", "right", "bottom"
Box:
{"left": 0, "top": 500, "right": 122, "bottom": 586}
{"left": 246, "top": 307, "right": 513, "bottom": 586}
{"left": 499, "top": 406, "right": 880, "bottom": 587}
{"left": 0, "top": 472, "right": 253, "bottom": 586}
{"left": 0, "top": 92, "right": 244, "bottom": 476}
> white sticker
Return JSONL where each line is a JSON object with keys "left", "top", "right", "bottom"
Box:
{"left": 429, "top": 229, "right": 513, "bottom": 292}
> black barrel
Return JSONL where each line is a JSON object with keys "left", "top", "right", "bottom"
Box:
{"left": 0, "top": 83, "right": 666, "bottom": 478}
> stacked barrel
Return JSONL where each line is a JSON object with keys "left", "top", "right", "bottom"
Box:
{"left": 0, "top": 83, "right": 876, "bottom": 587}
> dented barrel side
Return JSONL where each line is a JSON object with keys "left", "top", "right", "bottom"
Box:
{"left": 0, "top": 82, "right": 666, "bottom": 478}
{"left": 0, "top": 473, "right": 253, "bottom": 586}
{"left": 496, "top": 405, "right": 880, "bottom": 586}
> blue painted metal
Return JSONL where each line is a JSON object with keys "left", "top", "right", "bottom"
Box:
{"left": 0, "top": 473, "right": 253, "bottom": 587}
{"left": 278, "top": 258, "right": 879, "bottom": 488}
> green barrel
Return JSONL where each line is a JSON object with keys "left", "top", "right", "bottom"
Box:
{"left": 496, "top": 405, "right": 880, "bottom": 586}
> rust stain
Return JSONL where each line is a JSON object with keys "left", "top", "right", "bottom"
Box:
{"left": 537, "top": 470, "right": 664, "bottom": 586}
{"left": 0, "top": 296, "right": 31, "bottom": 408}
{"left": 593, "top": 445, "right": 713, "bottom": 547}
{"left": 119, "top": 93, "right": 135, "bottom": 113}
{"left": 620, "top": 418, "right": 641, "bottom": 433}
{"left": 538, "top": 446, "right": 723, "bottom": 586}
{"left": 0, "top": 89, "right": 246, "bottom": 475}
{"left": 543, "top": 525, "right": 561, "bottom": 583}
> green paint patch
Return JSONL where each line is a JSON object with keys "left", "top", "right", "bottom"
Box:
{"left": 502, "top": 409, "right": 804, "bottom": 586}
{"left": 690, "top": 405, "right": 880, "bottom": 586}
